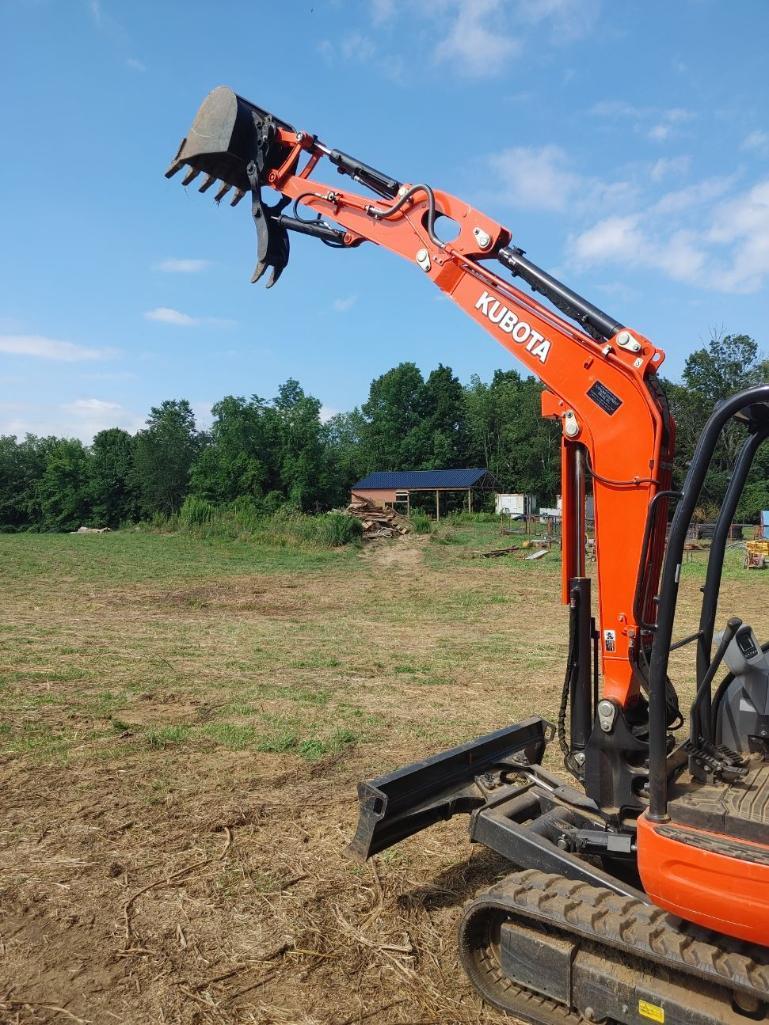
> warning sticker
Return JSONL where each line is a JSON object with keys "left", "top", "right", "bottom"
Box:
{"left": 638, "top": 999, "right": 665, "bottom": 1023}
{"left": 588, "top": 380, "right": 622, "bottom": 415}
{"left": 604, "top": 629, "right": 616, "bottom": 653}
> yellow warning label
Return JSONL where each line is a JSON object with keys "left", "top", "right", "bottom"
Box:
{"left": 638, "top": 999, "right": 665, "bottom": 1023}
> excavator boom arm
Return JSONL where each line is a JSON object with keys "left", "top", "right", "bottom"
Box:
{"left": 167, "top": 86, "right": 676, "bottom": 709}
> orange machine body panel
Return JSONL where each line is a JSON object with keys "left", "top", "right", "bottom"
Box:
{"left": 637, "top": 813, "right": 769, "bottom": 946}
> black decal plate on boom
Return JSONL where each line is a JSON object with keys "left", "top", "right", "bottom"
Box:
{"left": 587, "top": 381, "right": 622, "bottom": 415}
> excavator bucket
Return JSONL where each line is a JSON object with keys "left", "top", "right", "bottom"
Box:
{"left": 166, "top": 85, "right": 294, "bottom": 197}
{"left": 166, "top": 86, "right": 296, "bottom": 286}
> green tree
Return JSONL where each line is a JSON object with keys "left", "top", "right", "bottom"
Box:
{"left": 360, "top": 362, "right": 428, "bottom": 470}
{"left": 422, "top": 364, "right": 468, "bottom": 467}
{"left": 323, "top": 409, "right": 367, "bottom": 505}
{"left": 664, "top": 331, "right": 768, "bottom": 519}
{"left": 190, "top": 395, "right": 280, "bottom": 504}
{"left": 132, "top": 400, "right": 200, "bottom": 517}
{"left": 273, "top": 379, "right": 329, "bottom": 509}
{"left": 37, "top": 438, "right": 91, "bottom": 531}
{"left": 0, "top": 434, "right": 57, "bottom": 529}
{"left": 89, "top": 428, "right": 138, "bottom": 526}
{"left": 465, "top": 371, "right": 559, "bottom": 502}
{"left": 682, "top": 333, "right": 764, "bottom": 402}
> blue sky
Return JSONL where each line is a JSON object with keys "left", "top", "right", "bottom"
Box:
{"left": 2, "top": 0, "right": 768, "bottom": 440}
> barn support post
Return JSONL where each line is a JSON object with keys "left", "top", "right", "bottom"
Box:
{"left": 435, "top": 490, "right": 440, "bottom": 521}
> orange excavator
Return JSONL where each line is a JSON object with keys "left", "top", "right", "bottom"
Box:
{"left": 168, "top": 87, "right": 769, "bottom": 1025}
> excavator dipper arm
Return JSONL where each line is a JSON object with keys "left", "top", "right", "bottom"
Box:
{"left": 167, "top": 86, "right": 675, "bottom": 712}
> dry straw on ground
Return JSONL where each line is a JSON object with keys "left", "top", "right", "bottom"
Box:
{"left": 0, "top": 528, "right": 763, "bottom": 1024}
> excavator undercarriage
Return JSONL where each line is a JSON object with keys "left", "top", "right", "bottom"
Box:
{"left": 167, "top": 86, "right": 769, "bottom": 1025}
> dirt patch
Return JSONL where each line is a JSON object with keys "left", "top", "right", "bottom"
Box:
{"left": 362, "top": 536, "right": 429, "bottom": 572}
{"left": 0, "top": 750, "right": 511, "bottom": 1025}
{"left": 1, "top": 531, "right": 766, "bottom": 1025}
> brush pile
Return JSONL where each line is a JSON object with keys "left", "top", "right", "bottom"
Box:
{"left": 347, "top": 497, "right": 411, "bottom": 539}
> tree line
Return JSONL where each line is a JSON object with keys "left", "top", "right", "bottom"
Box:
{"left": 1, "top": 333, "right": 766, "bottom": 532}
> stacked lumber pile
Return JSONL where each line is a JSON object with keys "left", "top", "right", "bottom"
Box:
{"left": 347, "top": 497, "right": 411, "bottom": 539}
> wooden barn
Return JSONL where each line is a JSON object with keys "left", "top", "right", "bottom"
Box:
{"left": 351, "top": 468, "right": 496, "bottom": 519}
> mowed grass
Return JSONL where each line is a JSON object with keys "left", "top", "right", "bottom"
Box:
{"left": 0, "top": 524, "right": 566, "bottom": 768}
{"left": 0, "top": 525, "right": 763, "bottom": 768}
{"left": 0, "top": 531, "right": 365, "bottom": 764}
{"left": 0, "top": 524, "right": 766, "bottom": 1025}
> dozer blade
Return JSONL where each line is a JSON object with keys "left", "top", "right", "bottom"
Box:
{"left": 347, "top": 717, "right": 551, "bottom": 861}
{"left": 165, "top": 85, "right": 295, "bottom": 192}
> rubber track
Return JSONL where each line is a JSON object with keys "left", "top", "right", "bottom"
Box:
{"left": 459, "top": 869, "right": 769, "bottom": 1010}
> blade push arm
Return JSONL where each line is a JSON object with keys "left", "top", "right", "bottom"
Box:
{"left": 167, "top": 86, "right": 676, "bottom": 709}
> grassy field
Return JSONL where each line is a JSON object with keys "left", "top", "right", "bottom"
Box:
{"left": 0, "top": 524, "right": 766, "bottom": 1025}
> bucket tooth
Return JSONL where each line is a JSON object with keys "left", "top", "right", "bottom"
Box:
{"left": 230, "top": 189, "right": 246, "bottom": 207}
{"left": 181, "top": 167, "right": 201, "bottom": 187}
{"left": 265, "top": 264, "right": 284, "bottom": 289}
{"left": 251, "top": 262, "right": 267, "bottom": 285}
{"left": 214, "top": 182, "right": 232, "bottom": 203}
{"left": 198, "top": 174, "right": 217, "bottom": 193}
{"left": 165, "top": 158, "right": 185, "bottom": 179}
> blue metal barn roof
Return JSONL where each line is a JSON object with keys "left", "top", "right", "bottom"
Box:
{"left": 352, "top": 468, "right": 494, "bottom": 490}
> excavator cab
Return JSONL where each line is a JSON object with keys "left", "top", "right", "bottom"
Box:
{"left": 167, "top": 87, "right": 769, "bottom": 1025}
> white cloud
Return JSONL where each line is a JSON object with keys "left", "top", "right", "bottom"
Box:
{"left": 63, "top": 398, "right": 123, "bottom": 416}
{"left": 144, "top": 307, "right": 199, "bottom": 326}
{"left": 650, "top": 176, "right": 734, "bottom": 216}
{"left": 340, "top": 32, "right": 377, "bottom": 62}
{"left": 335, "top": 0, "right": 599, "bottom": 84}
{"left": 0, "top": 334, "right": 115, "bottom": 361}
{"left": 517, "top": 0, "right": 600, "bottom": 41}
{"left": 370, "top": 0, "right": 396, "bottom": 24}
{"left": 569, "top": 176, "right": 769, "bottom": 294}
{"left": 647, "top": 108, "right": 694, "bottom": 143}
{"left": 1, "top": 398, "right": 142, "bottom": 442}
{"left": 742, "top": 130, "right": 769, "bottom": 154}
{"left": 650, "top": 155, "right": 691, "bottom": 182}
{"left": 570, "top": 215, "right": 644, "bottom": 264}
{"left": 317, "top": 33, "right": 403, "bottom": 83}
{"left": 707, "top": 179, "right": 769, "bottom": 293}
{"left": 570, "top": 216, "right": 706, "bottom": 287}
{"left": 590, "top": 101, "right": 694, "bottom": 142}
{"left": 317, "top": 39, "right": 335, "bottom": 63}
{"left": 143, "top": 307, "right": 236, "bottom": 328}
{"left": 487, "top": 145, "right": 579, "bottom": 211}
{"left": 434, "top": 0, "right": 520, "bottom": 78}
{"left": 486, "top": 145, "right": 635, "bottom": 214}
{"left": 332, "top": 295, "right": 357, "bottom": 313}
{"left": 126, "top": 56, "right": 146, "bottom": 72}
{"left": 155, "top": 258, "right": 212, "bottom": 273}
{"left": 320, "top": 405, "right": 339, "bottom": 423}
{"left": 590, "top": 100, "right": 645, "bottom": 119}
{"left": 647, "top": 123, "right": 672, "bottom": 142}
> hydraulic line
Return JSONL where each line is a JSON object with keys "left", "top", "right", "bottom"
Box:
{"left": 557, "top": 593, "right": 583, "bottom": 781}
{"left": 365, "top": 183, "right": 442, "bottom": 246}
